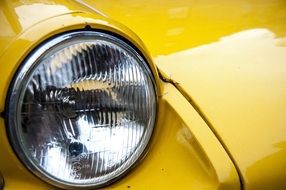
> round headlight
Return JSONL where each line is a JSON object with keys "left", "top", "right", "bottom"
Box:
{"left": 6, "top": 31, "right": 157, "bottom": 188}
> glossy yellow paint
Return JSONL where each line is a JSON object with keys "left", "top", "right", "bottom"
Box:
{"left": 91, "top": 1, "right": 286, "bottom": 189}
{"left": 157, "top": 29, "right": 286, "bottom": 190}
{"left": 2, "top": 0, "right": 285, "bottom": 189}
{"left": 87, "top": 0, "right": 286, "bottom": 57}
{"left": 0, "top": 0, "right": 240, "bottom": 189}
{"left": 0, "top": 82, "right": 240, "bottom": 189}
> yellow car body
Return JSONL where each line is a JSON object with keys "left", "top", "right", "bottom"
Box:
{"left": 0, "top": 0, "right": 286, "bottom": 189}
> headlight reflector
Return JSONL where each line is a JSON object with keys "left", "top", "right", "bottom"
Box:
{"left": 7, "top": 31, "right": 157, "bottom": 188}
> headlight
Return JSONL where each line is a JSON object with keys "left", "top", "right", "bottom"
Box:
{"left": 6, "top": 31, "right": 157, "bottom": 189}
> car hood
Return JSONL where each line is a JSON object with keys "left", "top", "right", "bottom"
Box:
{"left": 91, "top": 1, "right": 286, "bottom": 189}
{"left": 1, "top": 0, "right": 286, "bottom": 189}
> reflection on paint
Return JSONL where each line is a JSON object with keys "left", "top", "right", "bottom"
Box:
{"left": 93, "top": 0, "right": 286, "bottom": 56}
{"left": 15, "top": 3, "right": 70, "bottom": 29}
{"left": 156, "top": 28, "right": 286, "bottom": 189}
{"left": 0, "top": 0, "right": 74, "bottom": 55}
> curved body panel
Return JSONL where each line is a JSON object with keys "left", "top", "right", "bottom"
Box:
{"left": 0, "top": 0, "right": 240, "bottom": 189}
{"left": 91, "top": 1, "right": 286, "bottom": 189}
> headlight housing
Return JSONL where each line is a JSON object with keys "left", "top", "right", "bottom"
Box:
{"left": 6, "top": 31, "right": 157, "bottom": 189}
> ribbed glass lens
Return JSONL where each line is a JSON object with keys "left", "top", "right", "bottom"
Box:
{"left": 7, "top": 31, "right": 156, "bottom": 188}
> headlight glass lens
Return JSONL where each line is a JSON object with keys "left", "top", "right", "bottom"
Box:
{"left": 7, "top": 31, "right": 157, "bottom": 188}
